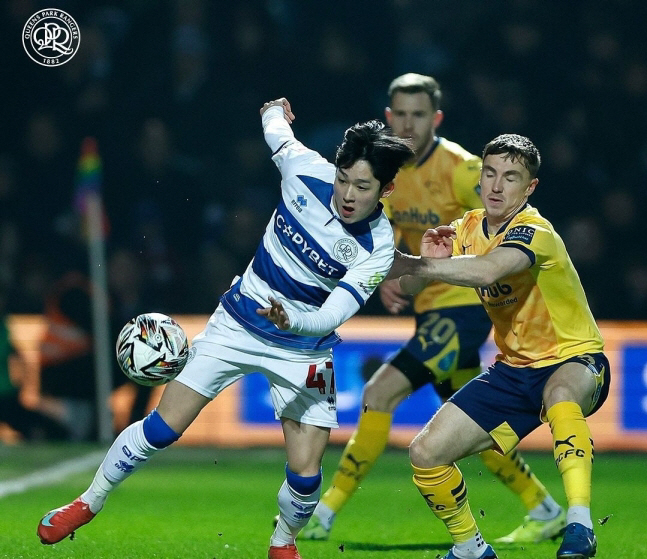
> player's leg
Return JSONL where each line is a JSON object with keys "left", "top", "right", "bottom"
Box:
{"left": 267, "top": 350, "right": 336, "bottom": 559}
{"left": 456, "top": 375, "right": 565, "bottom": 537}
{"left": 303, "top": 363, "right": 413, "bottom": 539}
{"left": 410, "top": 401, "right": 496, "bottom": 559}
{"left": 270, "top": 418, "right": 330, "bottom": 557}
{"left": 37, "top": 380, "right": 209, "bottom": 544}
{"left": 437, "top": 304, "right": 565, "bottom": 544}
{"left": 482, "top": 448, "right": 565, "bottom": 543}
{"left": 543, "top": 354, "right": 609, "bottom": 559}
{"left": 38, "top": 306, "right": 245, "bottom": 545}
{"left": 305, "top": 308, "right": 465, "bottom": 540}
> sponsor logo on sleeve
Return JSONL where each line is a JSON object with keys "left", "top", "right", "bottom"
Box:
{"left": 503, "top": 225, "right": 535, "bottom": 245}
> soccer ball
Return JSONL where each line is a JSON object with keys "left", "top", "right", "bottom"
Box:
{"left": 116, "top": 313, "right": 189, "bottom": 386}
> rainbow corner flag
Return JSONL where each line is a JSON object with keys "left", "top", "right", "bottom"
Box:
{"left": 74, "top": 136, "right": 110, "bottom": 239}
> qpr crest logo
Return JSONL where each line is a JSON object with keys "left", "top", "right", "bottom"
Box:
{"left": 333, "top": 238, "right": 359, "bottom": 263}
{"left": 23, "top": 9, "right": 80, "bottom": 67}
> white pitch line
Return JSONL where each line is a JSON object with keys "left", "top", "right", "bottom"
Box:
{"left": 0, "top": 450, "right": 105, "bottom": 498}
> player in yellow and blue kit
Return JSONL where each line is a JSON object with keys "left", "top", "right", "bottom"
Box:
{"left": 303, "top": 74, "right": 566, "bottom": 545}
{"left": 395, "top": 133, "right": 609, "bottom": 559}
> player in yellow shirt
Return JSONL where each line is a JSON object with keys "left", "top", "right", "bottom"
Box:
{"left": 395, "top": 133, "right": 609, "bottom": 559}
{"left": 303, "top": 74, "right": 565, "bottom": 545}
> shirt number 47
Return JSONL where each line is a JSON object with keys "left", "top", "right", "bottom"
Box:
{"left": 306, "top": 362, "right": 335, "bottom": 394}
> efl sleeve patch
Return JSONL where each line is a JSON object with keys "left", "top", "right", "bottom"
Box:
{"left": 503, "top": 225, "right": 536, "bottom": 245}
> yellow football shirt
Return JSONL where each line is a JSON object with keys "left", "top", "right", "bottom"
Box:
{"left": 451, "top": 205, "right": 604, "bottom": 367}
{"left": 383, "top": 138, "right": 482, "bottom": 312}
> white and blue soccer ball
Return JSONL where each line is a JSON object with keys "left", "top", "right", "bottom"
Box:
{"left": 116, "top": 313, "right": 189, "bottom": 386}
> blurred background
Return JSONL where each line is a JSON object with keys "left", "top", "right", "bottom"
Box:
{"left": 1, "top": 0, "right": 646, "bottom": 443}
{"left": 2, "top": 0, "right": 647, "bottom": 319}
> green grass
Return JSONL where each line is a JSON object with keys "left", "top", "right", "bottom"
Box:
{"left": 0, "top": 444, "right": 644, "bottom": 558}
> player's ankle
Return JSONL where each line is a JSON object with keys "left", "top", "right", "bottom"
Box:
{"left": 528, "top": 495, "right": 562, "bottom": 521}
{"left": 452, "top": 532, "right": 489, "bottom": 559}
{"left": 314, "top": 502, "right": 335, "bottom": 529}
{"left": 566, "top": 506, "right": 592, "bottom": 529}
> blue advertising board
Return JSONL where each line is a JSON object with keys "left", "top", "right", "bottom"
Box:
{"left": 622, "top": 346, "right": 647, "bottom": 430}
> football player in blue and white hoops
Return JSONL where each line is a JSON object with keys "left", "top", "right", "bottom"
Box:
{"left": 37, "top": 98, "right": 414, "bottom": 559}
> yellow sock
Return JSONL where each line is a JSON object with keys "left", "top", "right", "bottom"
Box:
{"left": 320, "top": 410, "right": 392, "bottom": 513}
{"left": 547, "top": 401, "right": 593, "bottom": 507}
{"left": 480, "top": 448, "right": 548, "bottom": 510}
{"left": 412, "top": 463, "right": 477, "bottom": 543}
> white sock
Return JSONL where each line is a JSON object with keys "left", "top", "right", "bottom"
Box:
{"left": 313, "top": 501, "right": 335, "bottom": 530}
{"left": 271, "top": 479, "right": 320, "bottom": 546}
{"left": 567, "top": 506, "right": 593, "bottom": 529}
{"left": 80, "top": 470, "right": 114, "bottom": 513}
{"left": 80, "top": 420, "right": 158, "bottom": 513}
{"left": 529, "top": 495, "right": 562, "bottom": 521}
{"left": 452, "top": 532, "right": 488, "bottom": 559}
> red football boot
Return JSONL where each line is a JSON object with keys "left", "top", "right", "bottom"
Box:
{"left": 268, "top": 543, "right": 302, "bottom": 559}
{"left": 37, "top": 497, "right": 96, "bottom": 544}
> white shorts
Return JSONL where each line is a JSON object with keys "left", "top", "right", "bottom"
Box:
{"left": 175, "top": 305, "right": 338, "bottom": 428}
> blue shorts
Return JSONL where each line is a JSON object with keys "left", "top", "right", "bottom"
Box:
{"left": 389, "top": 305, "right": 492, "bottom": 397}
{"left": 449, "top": 353, "right": 611, "bottom": 454}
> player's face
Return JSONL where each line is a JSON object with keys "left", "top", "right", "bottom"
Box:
{"left": 385, "top": 91, "right": 443, "bottom": 156}
{"left": 333, "top": 160, "right": 393, "bottom": 223}
{"left": 480, "top": 153, "right": 538, "bottom": 223}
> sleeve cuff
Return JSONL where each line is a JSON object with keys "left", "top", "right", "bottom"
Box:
{"left": 499, "top": 242, "right": 536, "bottom": 266}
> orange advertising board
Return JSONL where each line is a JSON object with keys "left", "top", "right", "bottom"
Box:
{"left": 7, "top": 315, "right": 647, "bottom": 451}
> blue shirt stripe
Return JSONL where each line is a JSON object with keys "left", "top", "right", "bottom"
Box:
{"left": 221, "top": 280, "right": 341, "bottom": 350}
{"left": 297, "top": 175, "right": 334, "bottom": 209}
{"left": 338, "top": 281, "right": 364, "bottom": 306}
{"left": 252, "top": 243, "right": 330, "bottom": 307}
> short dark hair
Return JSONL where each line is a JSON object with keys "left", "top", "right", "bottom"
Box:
{"left": 483, "top": 134, "right": 541, "bottom": 178}
{"left": 387, "top": 73, "right": 442, "bottom": 111}
{"left": 335, "top": 120, "right": 414, "bottom": 188}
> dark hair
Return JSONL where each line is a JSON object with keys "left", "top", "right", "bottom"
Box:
{"left": 483, "top": 134, "right": 541, "bottom": 178}
{"left": 387, "top": 73, "right": 442, "bottom": 111}
{"left": 335, "top": 120, "right": 414, "bottom": 188}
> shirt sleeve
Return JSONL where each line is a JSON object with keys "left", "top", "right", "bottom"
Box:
{"left": 336, "top": 227, "right": 395, "bottom": 306}
{"left": 286, "top": 287, "right": 360, "bottom": 336}
{"left": 261, "top": 105, "right": 328, "bottom": 176}
{"left": 453, "top": 156, "right": 483, "bottom": 210}
{"left": 499, "top": 223, "right": 555, "bottom": 267}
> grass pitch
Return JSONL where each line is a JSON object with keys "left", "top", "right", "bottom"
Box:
{"left": 0, "top": 443, "right": 643, "bottom": 558}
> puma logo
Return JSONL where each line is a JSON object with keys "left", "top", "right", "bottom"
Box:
{"left": 345, "top": 453, "right": 369, "bottom": 472}
{"left": 555, "top": 434, "right": 576, "bottom": 449}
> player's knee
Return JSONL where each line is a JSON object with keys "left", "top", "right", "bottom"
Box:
{"left": 362, "top": 373, "right": 408, "bottom": 412}
{"left": 409, "top": 431, "right": 444, "bottom": 468}
{"left": 142, "top": 409, "right": 181, "bottom": 449}
{"left": 362, "top": 382, "right": 391, "bottom": 412}
{"left": 543, "top": 384, "right": 586, "bottom": 412}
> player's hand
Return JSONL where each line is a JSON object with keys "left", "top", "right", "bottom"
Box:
{"left": 256, "top": 296, "right": 291, "bottom": 330}
{"left": 379, "top": 279, "right": 410, "bottom": 314}
{"left": 260, "top": 98, "right": 295, "bottom": 123}
{"left": 421, "top": 226, "right": 455, "bottom": 258}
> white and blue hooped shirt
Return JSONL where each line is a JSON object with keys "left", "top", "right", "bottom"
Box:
{"left": 221, "top": 107, "right": 395, "bottom": 350}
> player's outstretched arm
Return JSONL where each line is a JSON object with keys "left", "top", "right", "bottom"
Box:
{"left": 391, "top": 233, "right": 532, "bottom": 288}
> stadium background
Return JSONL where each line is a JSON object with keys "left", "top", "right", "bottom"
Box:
{"left": 1, "top": 1, "right": 647, "bottom": 450}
